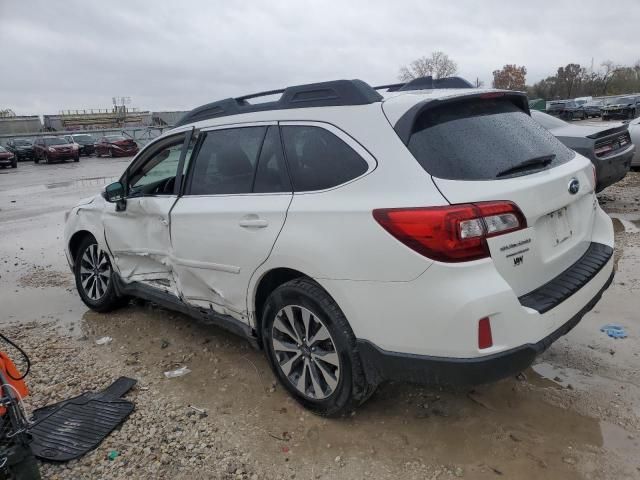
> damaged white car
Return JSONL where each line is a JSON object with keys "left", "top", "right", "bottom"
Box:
{"left": 64, "top": 77, "right": 615, "bottom": 415}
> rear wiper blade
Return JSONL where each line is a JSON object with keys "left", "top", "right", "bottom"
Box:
{"left": 496, "top": 154, "right": 555, "bottom": 178}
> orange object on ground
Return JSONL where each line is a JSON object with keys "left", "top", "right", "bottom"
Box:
{"left": 0, "top": 351, "right": 28, "bottom": 415}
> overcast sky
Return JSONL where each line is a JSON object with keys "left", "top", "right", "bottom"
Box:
{"left": 1, "top": 0, "right": 639, "bottom": 115}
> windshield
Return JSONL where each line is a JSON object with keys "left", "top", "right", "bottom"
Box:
{"left": 44, "top": 137, "right": 68, "bottom": 146}
{"left": 0, "top": 146, "right": 6, "bottom": 152}
{"left": 73, "top": 135, "right": 94, "bottom": 142}
{"left": 106, "top": 136, "right": 126, "bottom": 141}
{"left": 615, "top": 97, "right": 635, "bottom": 104}
{"left": 14, "top": 139, "right": 32, "bottom": 146}
{"left": 407, "top": 97, "right": 574, "bottom": 180}
{"left": 532, "top": 110, "right": 568, "bottom": 129}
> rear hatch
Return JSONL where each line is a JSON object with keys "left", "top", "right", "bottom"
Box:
{"left": 398, "top": 94, "right": 597, "bottom": 297}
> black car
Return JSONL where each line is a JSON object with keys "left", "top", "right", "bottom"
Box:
{"left": 532, "top": 110, "right": 634, "bottom": 191}
{"left": 583, "top": 100, "right": 603, "bottom": 118}
{"left": 546, "top": 100, "right": 569, "bottom": 116}
{"left": 561, "top": 101, "right": 588, "bottom": 120}
{"left": 602, "top": 96, "right": 640, "bottom": 120}
{"left": 5, "top": 138, "right": 34, "bottom": 161}
{"left": 71, "top": 134, "right": 96, "bottom": 156}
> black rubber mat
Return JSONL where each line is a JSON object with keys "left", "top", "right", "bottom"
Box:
{"left": 28, "top": 377, "right": 136, "bottom": 462}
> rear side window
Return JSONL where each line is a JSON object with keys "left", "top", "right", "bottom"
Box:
{"left": 281, "top": 126, "right": 368, "bottom": 191}
{"left": 189, "top": 127, "right": 266, "bottom": 195}
{"left": 407, "top": 98, "right": 575, "bottom": 180}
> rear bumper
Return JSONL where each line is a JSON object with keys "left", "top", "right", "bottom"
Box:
{"left": 79, "top": 145, "right": 95, "bottom": 155}
{"left": 14, "top": 150, "right": 33, "bottom": 160}
{"left": 358, "top": 269, "right": 614, "bottom": 387}
{"left": 594, "top": 145, "right": 634, "bottom": 191}
{"left": 48, "top": 152, "right": 79, "bottom": 160}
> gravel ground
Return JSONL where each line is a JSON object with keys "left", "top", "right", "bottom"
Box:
{"left": 4, "top": 321, "right": 261, "bottom": 480}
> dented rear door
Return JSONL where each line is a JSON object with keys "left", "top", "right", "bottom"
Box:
{"left": 170, "top": 124, "right": 291, "bottom": 321}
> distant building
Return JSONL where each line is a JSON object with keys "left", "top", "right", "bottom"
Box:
{"left": 152, "top": 111, "right": 188, "bottom": 127}
{"left": 0, "top": 116, "right": 42, "bottom": 135}
{"left": 44, "top": 106, "right": 152, "bottom": 131}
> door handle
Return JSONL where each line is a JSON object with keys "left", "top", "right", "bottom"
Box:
{"left": 239, "top": 218, "right": 268, "bottom": 228}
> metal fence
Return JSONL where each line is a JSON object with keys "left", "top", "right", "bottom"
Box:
{"left": 0, "top": 126, "right": 174, "bottom": 148}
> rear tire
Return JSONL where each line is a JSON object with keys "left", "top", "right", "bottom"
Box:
{"left": 74, "top": 236, "right": 128, "bottom": 312}
{"left": 261, "top": 278, "right": 375, "bottom": 416}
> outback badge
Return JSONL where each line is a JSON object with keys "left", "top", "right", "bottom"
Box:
{"left": 568, "top": 178, "right": 580, "bottom": 195}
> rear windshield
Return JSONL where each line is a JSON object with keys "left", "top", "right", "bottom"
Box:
{"left": 407, "top": 98, "right": 574, "bottom": 180}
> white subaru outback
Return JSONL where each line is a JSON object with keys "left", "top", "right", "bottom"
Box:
{"left": 64, "top": 77, "right": 614, "bottom": 416}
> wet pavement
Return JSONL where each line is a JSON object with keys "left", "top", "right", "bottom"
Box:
{"left": 1, "top": 158, "right": 639, "bottom": 479}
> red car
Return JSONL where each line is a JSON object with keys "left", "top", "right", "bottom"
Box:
{"left": 0, "top": 146, "right": 17, "bottom": 168}
{"left": 33, "top": 137, "right": 79, "bottom": 164}
{"left": 95, "top": 135, "right": 139, "bottom": 157}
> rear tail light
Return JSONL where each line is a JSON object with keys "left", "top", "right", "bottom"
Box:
{"left": 591, "top": 164, "right": 597, "bottom": 190}
{"left": 478, "top": 317, "right": 493, "bottom": 349}
{"left": 372, "top": 201, "right": 526, "bottom": 262}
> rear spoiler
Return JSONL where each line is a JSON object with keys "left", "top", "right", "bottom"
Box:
{"left": 586, "top": 124, "right": 628, "bottom": 140}
{"left": 393, "top": 91, "right": 530, "bottom": 145}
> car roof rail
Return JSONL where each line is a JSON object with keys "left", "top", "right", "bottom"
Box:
{"left": 374, "top": 76, "right": 474, "bottom": 92}
{"left": 175, "top": 79, "right": 383, "bottom": 127}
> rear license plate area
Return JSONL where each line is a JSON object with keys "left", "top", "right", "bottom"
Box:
{"left": 549, "top": 207, "right": 572, "bottom": 246}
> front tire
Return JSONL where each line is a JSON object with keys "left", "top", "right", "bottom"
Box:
{"left": 74, "top": 236, "right": 127, "bottom": 312}
{"left": 262, "top": 278, "right": 374, "bottom": 416}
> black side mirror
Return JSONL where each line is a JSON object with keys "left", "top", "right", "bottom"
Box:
{"left": 103, "top": 181, "right": 124, "bottom": 203}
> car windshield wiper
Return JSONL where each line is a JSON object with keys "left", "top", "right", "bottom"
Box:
{"left": 496, "top": 154, "right": 555, "bottom": 178}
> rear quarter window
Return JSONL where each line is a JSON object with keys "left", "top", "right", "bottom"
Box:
{"left": 281, "top": 126, "right": 368, "bottom": 191}
{"left": 407, "top": 98, "right": 575, "bottom": 180}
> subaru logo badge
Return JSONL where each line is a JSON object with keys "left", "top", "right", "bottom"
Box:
{"left": 568, "top": 178, "right": 580, "bottom": 195}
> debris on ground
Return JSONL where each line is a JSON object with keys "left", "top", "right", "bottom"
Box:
{"left": 95, "top": 336, "right": 113, "bottom": 345}
{"left": 600, "top": 324, "right": 628, "bottom": 339}
{"left": 163, "top": 366, "right": 191, "bottom": 378}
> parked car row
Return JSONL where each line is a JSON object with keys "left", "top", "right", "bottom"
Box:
{"left": 2, "top": 135, "right": 139, "bottom": 164}
{"left": 547, "top": 95, "right": 640, "bottom": 121}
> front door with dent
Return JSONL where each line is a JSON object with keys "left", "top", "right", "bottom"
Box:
{"left": 103, "top": 132, "right": 192, "bottom": 291}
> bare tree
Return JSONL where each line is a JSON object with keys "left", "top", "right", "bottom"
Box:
{"left": 398, "top": 51, "right": 458, "bottom": 81}
{"left": 474, "top": 77, "right": 485, "bottom": 88}
{"left": 600, "top": 60, "right": 620, "bottom": 95}
{"left": 0, "top": 109, "right": 16, "bottom": 118}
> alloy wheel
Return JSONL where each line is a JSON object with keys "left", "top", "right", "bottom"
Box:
{"left": 271, "top": 305, "right": 341, "bottom": 400}
{"left": 79, "top": 244, "right": 112, "bottom": 301}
